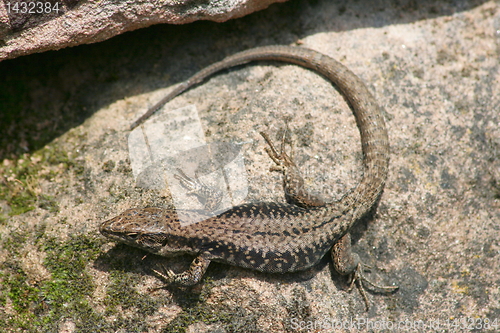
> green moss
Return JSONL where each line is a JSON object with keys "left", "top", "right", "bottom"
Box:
{"left": 105, "top": 271, "right": 160, "bottom": 315}
{"left": 1, "top": 207, "right": 243, "bottom": 332}
{"left": 0, "top": 234, "right": 109, "bottom": 332}
{"left": 8, "top": 194, "right": 36, "bottom": 215}
{"left": 40, "top": 143, "right": 75, "bottom": 169}
{"left": 1, "top": 262, "right": 40, "bottom": 325}
{"left": 0, "top": 214, "right": 7, "bottom": 225}
{"left": 50, "top": 235, "right": 99, "bottom": 304}
{"left": 0, "top": 141, "right": 81, "bottom": 216}
{"left": 37, "top": 194, "right": 59, "bottom": 213}
{"left": 98, "top": 247, "right": 245, "bottom": 332}
{"left": 161, "top": 278, "right": 237, "bottom": 333}
{"left": 2, "top": 230, "right": 29, "bottom": 255}
{"left": 95, "top": 248, "right": 164, "bottom": 331}
{"left": 164, "top": 303, "right": 237, "bottom": 332}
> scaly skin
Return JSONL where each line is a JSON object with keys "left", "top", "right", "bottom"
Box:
{"left": 100, "top": 45, "right": 395, "bottom": 309}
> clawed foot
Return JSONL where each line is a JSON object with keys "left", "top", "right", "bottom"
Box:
{"left": 146, "top": 265, "right": 177, "bottom": 292}
{"left": 152, "top": 264, "right": 176, "bottom": 284}
{"left": 259, "top": 130, "right": 296, "bottom": 172}
{"left": 347, "top": 263, "right": 398, "bottom": 311}
{"left": 151, "top": 255, "right": 211, "bottom": 287}
{"left": 260, "top": 130, "right": 326, "bottom": 208}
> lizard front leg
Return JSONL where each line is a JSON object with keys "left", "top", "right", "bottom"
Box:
{"left": 154, "top": 253, "right": 212, "bottom": 286}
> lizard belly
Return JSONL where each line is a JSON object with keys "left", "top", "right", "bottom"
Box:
{"left": 205, "top": 238, "right": 334, "bottom": 273}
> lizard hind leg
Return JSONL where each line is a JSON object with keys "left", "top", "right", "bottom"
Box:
{"left": 261, "top": 129, "right": 397, "bottom": 310}
{"left": 331, "top": 233, "right": 398, "bottom": 311}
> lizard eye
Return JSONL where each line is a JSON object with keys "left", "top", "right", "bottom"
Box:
{"left": 127, "top": 232, "right": 139, "bottom": 239}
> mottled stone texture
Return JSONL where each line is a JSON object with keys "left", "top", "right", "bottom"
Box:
{"left": 1, "top": 0, "right": 499, "bottom": 331}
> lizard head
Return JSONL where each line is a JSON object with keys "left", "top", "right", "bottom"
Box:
{"left": 100, "top": 207, "right": 173, "bottom": 252}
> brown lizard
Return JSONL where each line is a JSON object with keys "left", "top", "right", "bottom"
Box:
{"left": 100, "top": 45, "right": 397, "bottom": 309}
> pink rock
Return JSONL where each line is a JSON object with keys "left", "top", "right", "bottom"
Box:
{"left": 0, "top": 0, "right": 287, "bottom": 61}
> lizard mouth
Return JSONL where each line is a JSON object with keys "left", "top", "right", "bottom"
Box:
{"left": 99, "top": 216, "right": 130, "bottom": 241}
{"left": 98, "top": 218, "right": 116, "bottom": 236}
